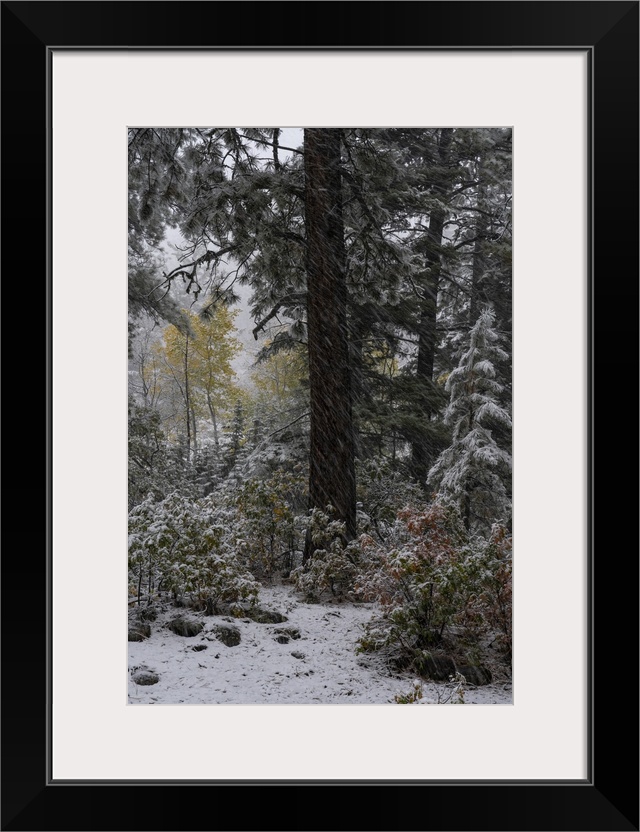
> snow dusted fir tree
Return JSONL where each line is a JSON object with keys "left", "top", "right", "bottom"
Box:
{"left": 427, "top": 305, "right": 512, "bottom": 532}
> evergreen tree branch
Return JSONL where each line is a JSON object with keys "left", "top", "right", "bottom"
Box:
{"left": 252, "top": 294, "right": 306, "bottom": 339}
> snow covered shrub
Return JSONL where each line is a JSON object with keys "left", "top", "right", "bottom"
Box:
{"left": 468, "top": 523, "right": 512, "bottom": 659}
{"left": 233, "top": 471, "right": 306, "bottom": 580}
{"left": 356, "top": 503, "right": 484, "bottom": 668}
{"left": 392, "top": 674, "right": 466, "bottom": 704}
{"left": 393, "top": 680, "right": 424, "bottom": 703}
{"left": 356, "top": 457, "right": 425, "bottom": 536}
{"left": 358, "top": 503, "right": 472, "bottom": 636}
{"left": 356, "top": 504, "right": 513, "bottom": 674}
{"left": 291, "top": 507, "right": 361, "bottom": 601}
{"left": 128, "top": 492, "right": 259, "bottom": 610}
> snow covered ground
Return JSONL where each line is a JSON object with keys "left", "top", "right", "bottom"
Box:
{"left": 128, "top": 584, "right": 512, "bottom": 705}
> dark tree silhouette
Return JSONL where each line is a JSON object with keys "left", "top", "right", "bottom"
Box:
{"left": 303, "top": 129, "right": 356, "bottom": 558}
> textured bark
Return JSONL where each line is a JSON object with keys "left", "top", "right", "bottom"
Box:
{"left": 303, "top": 129, "right": 356, "bottom": 559}
{"left": 411, "top": 128, "right": 453, "bottom": 485}
{"left": 469, "top": 227, "right": 487, "bottom": 325}
{"left": 470, "top": 165, "right": 487, "bottom": 325}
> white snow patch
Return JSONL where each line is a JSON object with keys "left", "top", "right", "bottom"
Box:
{"left": 128, "top": 585, "right": 512, "bottom": 705}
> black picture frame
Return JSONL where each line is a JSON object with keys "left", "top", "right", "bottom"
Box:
{"left": 2, "top": 2, "right": 638, "bottom": 830}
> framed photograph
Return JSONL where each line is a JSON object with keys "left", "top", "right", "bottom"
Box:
{"left": 3, "top": 2, "right": 637, "bottom": 830}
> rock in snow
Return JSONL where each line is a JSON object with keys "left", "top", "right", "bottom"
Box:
{"left": 455, "top": 664, "right": 492, "bottom": 686}
{"left": 243, "top": 607, "right": 288, "bottom": 624}
{"left": 167, "top": 617, "right": 204, "bottom": 637}
{"left": 132, "top": 670, "right": 159, "bottom": 686}
{"left": 213, "top": 624, "right": 242, "bottom": 647}
{"left": 128, "top": 623, "right": 151, "bottom": 642}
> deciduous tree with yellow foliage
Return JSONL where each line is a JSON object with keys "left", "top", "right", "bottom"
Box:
{"left": 155, "top": 305, "right": 242, "bottom": 453}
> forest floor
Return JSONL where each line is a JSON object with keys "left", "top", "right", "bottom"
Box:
{"left": 128, "top": 584, "right": 512, "bottom": 705}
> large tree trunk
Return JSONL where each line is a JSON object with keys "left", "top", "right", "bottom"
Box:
{"left": 303, "top": 129, "right": 356, "bottom": 560}
{"left": 469, "top": 163, "right": 487, "bottom": 325}
{"left": 411, "top": 128, "right": 453, "bottom": 485}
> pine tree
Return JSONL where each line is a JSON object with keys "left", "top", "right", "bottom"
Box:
{"left": 128, "top": 397, "right": 178, "bottom": 508}
{"left": 427, "top": 305, "right": 511, "bottom": 532}
{"left": 303, "top": 128, "right": 357, "bottom": 555}
{"left": 221, "top": 399, "right": 250, "bottom": 483}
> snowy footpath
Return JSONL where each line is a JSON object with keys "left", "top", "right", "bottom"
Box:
{"left": 128, "top": 584, "right": 512, "bottom": 705}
